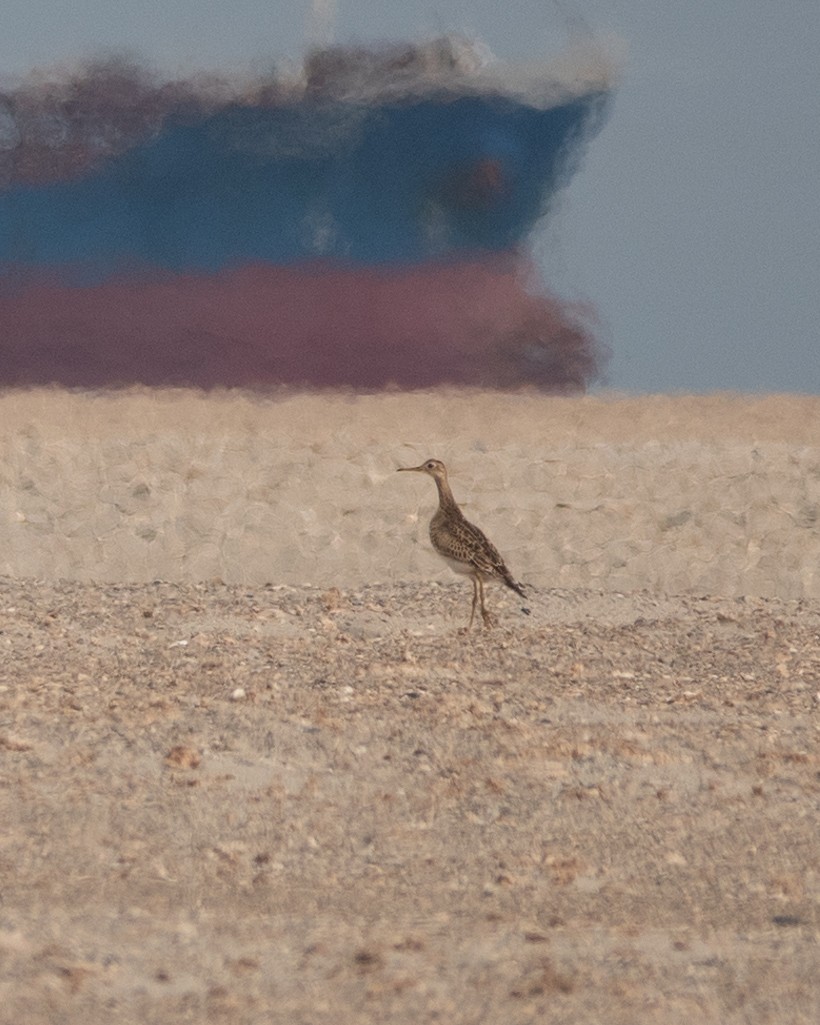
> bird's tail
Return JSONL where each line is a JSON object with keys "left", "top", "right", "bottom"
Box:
{"left": 503, "top": 573, "right": 531, "bottom": 615}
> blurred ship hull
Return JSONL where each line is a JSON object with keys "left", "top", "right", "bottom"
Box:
{"left": 0, "top": 37, "right": 614, "bottom": 389}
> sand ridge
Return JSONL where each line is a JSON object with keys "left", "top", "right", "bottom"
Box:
{"left": 1, "top": 389, "right": 819, "bottom": 596}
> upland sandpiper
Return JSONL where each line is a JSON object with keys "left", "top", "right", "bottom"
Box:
{"left": 398, "top": 458, "right": 528, "bottom": 628}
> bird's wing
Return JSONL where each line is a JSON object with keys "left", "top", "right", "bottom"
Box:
{"left": 434, "top": 514, "right": 527, "bottom": 600}
{"left": 446, "top": 516, "right": 507, "bottom": 575}
{"left": 462, "top": 517, "right": 527, "bottom": 596}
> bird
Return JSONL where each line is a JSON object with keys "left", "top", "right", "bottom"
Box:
{"left": 397, "top": 458, "right": 529, "bottom": 628}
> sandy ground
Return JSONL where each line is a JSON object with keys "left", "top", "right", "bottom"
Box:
{"left": 1, "top": 390, "right": 819, "bottom": 1023}
{"left": 2, "top": 389, "right": 820, "bottom": 596}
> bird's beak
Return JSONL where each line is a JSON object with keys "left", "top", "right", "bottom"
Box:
{"left": 397, "top": 465, "right": 425, "bottom": 473}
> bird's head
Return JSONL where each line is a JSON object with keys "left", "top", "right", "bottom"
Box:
{"left": 397, "top": 458, "right": 448, "bottom": 482}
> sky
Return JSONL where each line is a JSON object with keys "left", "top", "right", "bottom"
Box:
{"left": 2, "top": 1, "right": 818, "bottom": 394}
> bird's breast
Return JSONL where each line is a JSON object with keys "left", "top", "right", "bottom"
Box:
{"left": 439, "top": 555, "right": 478, "bottom": 577}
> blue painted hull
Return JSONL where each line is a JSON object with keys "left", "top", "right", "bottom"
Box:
{"left": 0, "top": 39, "right": 614, "bottom": 389}
{"left": 1, "top": 94, "right": 606, "bottom": 276}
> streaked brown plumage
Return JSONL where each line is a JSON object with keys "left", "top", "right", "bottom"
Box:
{"left": 397, "top": 458, "right": 528, "bottom": 628}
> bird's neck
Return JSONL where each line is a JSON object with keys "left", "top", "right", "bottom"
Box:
{"left": 434, "top": 476, "right": 460, "bottom": 515}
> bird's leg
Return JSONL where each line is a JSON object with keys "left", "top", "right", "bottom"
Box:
{"left": 468, "top": 576, "right": 479, "bottom": 629}
{"left": 478, "top": 576, "right": 494, "bottom": 628}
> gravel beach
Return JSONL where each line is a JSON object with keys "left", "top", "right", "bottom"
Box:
{"left": 1, "top": 389, "right": 818, "bottom": 1023}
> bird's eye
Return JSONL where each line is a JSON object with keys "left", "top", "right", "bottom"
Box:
{"left": 426, "top": 462, "right": 435, "bottom": 469}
